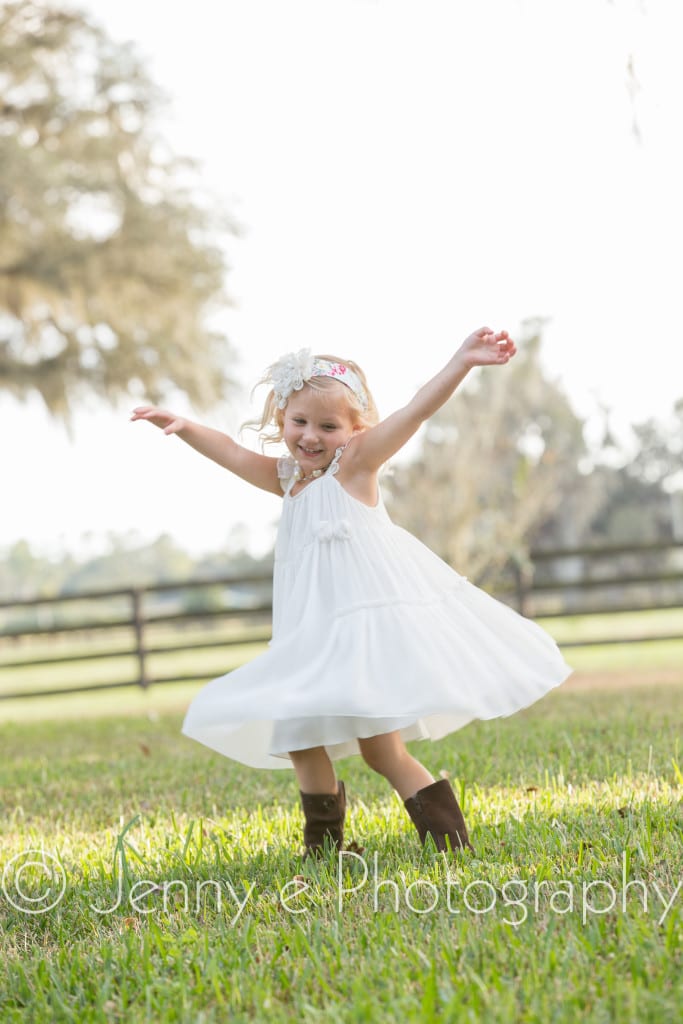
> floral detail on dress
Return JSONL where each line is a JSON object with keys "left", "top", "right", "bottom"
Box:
{"left": 277, "top": 455, "right": 298, "bottom": 492}
{"left": 328, "top": 446, "right": 345, "bottom": 477}
{"left": 316, "top": 519, "right": 352, "bottom": 542}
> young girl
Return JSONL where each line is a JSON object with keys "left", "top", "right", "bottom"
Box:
{"left": 132, "top": 328, "right": 572, "bottom": 857}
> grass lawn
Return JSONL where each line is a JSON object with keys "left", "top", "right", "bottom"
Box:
{"left": 1, "top": 663, "right": 682, "bottom": 1022}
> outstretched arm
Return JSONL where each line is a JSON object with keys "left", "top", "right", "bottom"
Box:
{"left": 352, "top": 328, "right": 516, "bottom": 472}
{"left": 130, "top": 407, "right": 282, "bottom": 495}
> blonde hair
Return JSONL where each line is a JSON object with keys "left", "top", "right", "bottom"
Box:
{"left": 242, "top": 354, "right": 379, "bottom": 448}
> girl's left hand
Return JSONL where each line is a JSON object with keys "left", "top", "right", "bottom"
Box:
{"left": 459, "top": 327, "right": 517, "bottom": 369}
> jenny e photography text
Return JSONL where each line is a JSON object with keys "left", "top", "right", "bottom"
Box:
{"left": 2, "top": 846, "right": 681, "bottom": 927}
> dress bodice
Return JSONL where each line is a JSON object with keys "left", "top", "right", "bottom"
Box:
{"left": 274, "top": 443, "right": 388, "bottom": 568}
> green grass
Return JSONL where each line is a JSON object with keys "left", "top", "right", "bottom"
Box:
{"left": 545, "top": 607, "right": 683, "bottom": 643}
{"left": 2, "top": 677, "right": 683, "bottom": 1022}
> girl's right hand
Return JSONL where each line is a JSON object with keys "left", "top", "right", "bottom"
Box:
{"left": 458, "top": 328, "right": 516, "bottom": 369}
{"left": 130, "top": 406, "right": 188, "bottom": 435}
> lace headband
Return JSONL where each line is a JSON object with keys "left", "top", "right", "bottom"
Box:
{"left": 267, "top": 348, "right": 369, "bottom": 411}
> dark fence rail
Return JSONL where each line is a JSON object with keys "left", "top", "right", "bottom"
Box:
{"left": 0, "top": 572, "right": 275, "bottom": 700}
{"left": 1, "top": 541, "right": 682, "bottom": 700}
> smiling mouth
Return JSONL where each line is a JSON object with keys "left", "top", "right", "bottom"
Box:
{"left": 299, "top": 446, "right": 323, "bottom": 456}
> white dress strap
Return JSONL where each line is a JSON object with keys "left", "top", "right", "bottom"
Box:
{"left": 327, "top": 441, "right": 350, "bottom": 477}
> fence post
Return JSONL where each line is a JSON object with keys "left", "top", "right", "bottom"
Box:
{"left": 130, "top": 589, "right": 148, "bottom": 689}
{"left": 512, "top": 561, "right": 528, "bottom": 617}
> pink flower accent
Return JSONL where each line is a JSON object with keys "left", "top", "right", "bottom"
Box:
{"left": 268, "top": 353, "right": 368, "bottom": 410}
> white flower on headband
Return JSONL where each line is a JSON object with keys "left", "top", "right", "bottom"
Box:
{"left": 267, "top": 347, "right": 369, "bottom": 411}
{"left": 269, "top": 348, "right": 316, "bottom": 409}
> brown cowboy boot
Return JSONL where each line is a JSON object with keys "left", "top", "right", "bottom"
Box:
{"left": 404, "top": 779, "right": 474, "bottom": 854}
{"left": 299, "top": 780, "right": 347, "bottom": 858}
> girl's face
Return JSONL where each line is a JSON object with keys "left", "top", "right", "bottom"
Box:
{"left": 283, "top": 385, "right": 360, "bottom": 471}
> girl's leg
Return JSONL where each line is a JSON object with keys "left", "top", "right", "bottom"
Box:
{"left": 288, "top": 745, "right": 338, "bottom": 794}
{"left": 357, "top": 731, "right": 435, "bottom": 800}
{"left": 359, "top": 730, "right": 473, "bottom": 853}
{"left": 289, "top": 746, "right": 346, "bottom": 856}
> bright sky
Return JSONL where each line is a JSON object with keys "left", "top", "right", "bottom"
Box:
{"left": 3, "top": 0, "right": 682, "bottom": 558}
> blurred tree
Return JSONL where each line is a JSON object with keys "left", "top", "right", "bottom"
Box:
{"left": 60, "top": 533, "right": 196, "bottom": 592}
{"left": 0, "top": 530, "right": 273, "bottom": 601}
{"left": 580, "top": 466, "right": 672, "bottom": 543}
{"left": 0, "top": 538, "right": 79, "bottom": 599}
{"left": 385, "top": 321, "right": 592, "bottom": 582}
{"left": 0, "top": 2, "right": 237, "bottom": 418}
{"left": 577, "top": 399, "right": 683, "bottom": 544}
{"left": 627, "top": 399, "right": 683, "bottom": 492}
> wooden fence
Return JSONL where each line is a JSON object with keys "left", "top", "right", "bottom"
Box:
{"left": 1, "top": 540, "right": 682, "bottom": 700}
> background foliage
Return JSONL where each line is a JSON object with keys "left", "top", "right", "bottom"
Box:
{"left": 0, "top": 1, "right": 236, "bottom": 417}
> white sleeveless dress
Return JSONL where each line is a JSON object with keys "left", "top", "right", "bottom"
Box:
{"left": 181, "top": 444, "right": 572, "bottom": 769}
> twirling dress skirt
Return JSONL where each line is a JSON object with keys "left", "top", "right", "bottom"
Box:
{"left": 182, "top": 455, "right": 572, "bottom": 768}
